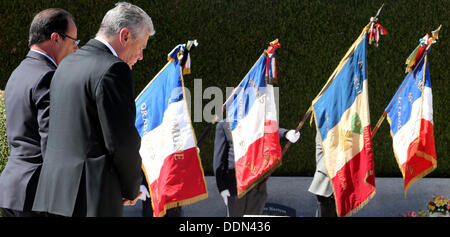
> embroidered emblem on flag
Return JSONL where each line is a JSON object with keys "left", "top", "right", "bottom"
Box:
{"left": 312, "top": 30, "right": 376, "bottom": 217}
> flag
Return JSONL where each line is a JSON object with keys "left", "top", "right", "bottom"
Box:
{"left": 385, "top": 34, "right": 437, "bottom": 196}
{"left": 224, "top": 41, "right": 282, "bottom": 198}
{"left": 135, "top": 43, "right": 207, "bottom": 217}
{"left": 312, "top": 30, "right": 376, "bottom": 217}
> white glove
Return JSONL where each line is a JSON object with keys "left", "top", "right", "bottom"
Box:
{"left": 286, "top": 130, "right": 300, "bottom": 143}
{"left": 220, "top": 189, "right": 230, "bottom": 206}
{"left": 196, "top": 147, "right": 200, "bottom": 154}
{"left": 138, "top": 185, "right": 150, "bottom": 201}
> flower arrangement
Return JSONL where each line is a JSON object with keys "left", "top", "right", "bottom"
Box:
{"left": 400, "top": 210, "right": 429, "bottom": 217}
{"left": 400, "top": 195, "right": 450, "bottom": 217}
{"left": 427, "top": 195, "right": 450, "bottom": 216}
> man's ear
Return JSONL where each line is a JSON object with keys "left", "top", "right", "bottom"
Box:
{"left": 119, "top": 27, "right": 131, "bottom": 46}
{"left": 50, "top": 32, "right": 60, "bottom": 45}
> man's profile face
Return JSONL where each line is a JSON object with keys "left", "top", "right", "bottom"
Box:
{"left": 121, "top": 32, "right": 150, "bottom": 70}
{"left": 58, "top": 18, "right": 78, "bottom": 63}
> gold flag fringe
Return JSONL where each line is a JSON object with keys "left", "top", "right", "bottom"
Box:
{"left": 236, "top": 160, "right": 282, "bottom": 199}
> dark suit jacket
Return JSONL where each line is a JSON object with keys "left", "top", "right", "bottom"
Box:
{"left": 0, "top": 51, "right": 56, "bottom": 211}
{"left": 213, "top": 120, "right": 287, "bottom": 195}
{"left": 32, "top": 39, "right": 142, "bottom": 217}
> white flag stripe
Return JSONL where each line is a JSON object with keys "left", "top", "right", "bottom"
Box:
{"left": 140, "top": 99, "right": 196, "bottom": 183}
{"left": 231, "top": 85, "right": 279, "bottom": 162}
{"left": 392, "top": 87, "right": 432, "bottom": 165}
{"left": 231, "top": 94, "right": 266, "bottom": 162}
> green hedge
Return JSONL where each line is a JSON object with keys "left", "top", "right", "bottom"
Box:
{"left": 0, "top": 0, "right": 448, "bottom": 177}
{"left": 0, "top": 91, "right": 7, "bottom": 175}
{"left": 0, "top": 91, "right": 5, "bottom": 217}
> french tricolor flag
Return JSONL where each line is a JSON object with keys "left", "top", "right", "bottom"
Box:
{"left": 135, "top": 44, "right": 207, "bottom": 217}
{"left": 385, "top": 36, "right": 437, "bottom": 195}
{"left": 312, "top": 33, "right": 376, "bottom": 217}
{"left": 225, "top": 44, "right": 282, "bottom": 198}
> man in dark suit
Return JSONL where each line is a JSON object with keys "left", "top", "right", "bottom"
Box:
{"left": 32, "top": 2, "right": 155, "bottom": 217}
{"left": 213, "top": 120, "right": 300, "bottom": 217}
{"left": 0, "top": 8, "right": 78, "bottom": 217}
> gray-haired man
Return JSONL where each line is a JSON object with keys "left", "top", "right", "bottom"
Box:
{"left": 32, "top": 2, "right": 155, "bottom": 217}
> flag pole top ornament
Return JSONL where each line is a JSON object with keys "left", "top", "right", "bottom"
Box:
{"left": 368, "top": 4, "right": 388, "bottom": 47}
{"left": 405, "top": 25, "right": 442, "bottom": 73}
{"left": 264, "top": 39, "right": 281, "bottom": 84}
{"left": 167, "top": 39, "right": 199, "bottom": 75}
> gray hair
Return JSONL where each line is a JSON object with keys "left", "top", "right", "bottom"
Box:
{"left": 97, "top": 2, "right": 155, "bottom": 40}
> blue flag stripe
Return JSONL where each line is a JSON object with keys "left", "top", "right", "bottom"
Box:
{"left": 313, "top": 35, "right": 367, "bottom": 141}
{"left": 226, "top": 55, "right": 267, "bottom": 130}
{"left": 385, "top": 52, "right": 431, "bottom": 136}
{"left": 135, "top": 62, "right": 184, "bottom": 137}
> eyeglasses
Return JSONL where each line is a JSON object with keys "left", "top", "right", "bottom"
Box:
{"left": 58, "top": 32, "right": 80, "bottom": 46}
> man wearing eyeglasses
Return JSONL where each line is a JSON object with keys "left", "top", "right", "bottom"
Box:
{"left": 32, "top": 2, "right": 154, "bottom": 217}
{"left": 0, "top": 8, "right": 78, "bottom": 217}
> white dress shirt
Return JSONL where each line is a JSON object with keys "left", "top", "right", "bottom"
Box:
{"left": 95, "top": 36, "right": 118, "bottom": 57}
{"left": 30, "top": 49, "right": 57, "bottom": 67}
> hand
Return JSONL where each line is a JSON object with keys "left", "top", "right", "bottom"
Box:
{"left": 138, "top": 185, "right": 150, "bottom": 201}
{"left": 123, "top": 191, "right": 142, "bottom": 206}
{"left": 220, "top": 189, "right": 230, "bottom": 206}
{"left": 286, "top": 130, "right": 300, "bottom": 143}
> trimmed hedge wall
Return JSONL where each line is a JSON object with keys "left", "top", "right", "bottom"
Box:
{"left": 0, "top": 0, "right": 448, "bottom": 177}
{"left": 0, "top": 91, "right": 7, "bottom": 176}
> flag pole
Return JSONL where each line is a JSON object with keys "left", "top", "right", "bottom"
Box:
{"left": 371, "top": 45, "right": 428, "bottom": 137}
{"left": 282, "top": 22, "right": 373, "bottom": 157}
{"left": 222, "top": 39, "right": 280, "bottom": 108}
{"left": 281, "top": 106, "right": 312, "bottom": 156}
{"left": 282, "top": 4, "right": 388, "bottom": 155}
{"left": 370, "top": 25, "right": 441, "bottom": 137}
{"left": 196, "top": 115, "right": 219, "bottom": 146}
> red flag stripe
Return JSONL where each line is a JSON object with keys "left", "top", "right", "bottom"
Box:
{"left": 330, "top": 125, "right": 376, "bottom": 217}
{"left": 402, "top": 119, "right": 437, "bottom": 192}
{"left": 235, "top": 121, "right": 282, "bottom": 196}
{"left": 148, "top": 147, "right": 207, "bottom": 217}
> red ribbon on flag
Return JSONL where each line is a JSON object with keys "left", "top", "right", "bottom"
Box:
{"left": 368, "top": 17, "right": 388, "bottom": 46}
{"left": 265, "top": 40, "right": 281, "bottom": 81}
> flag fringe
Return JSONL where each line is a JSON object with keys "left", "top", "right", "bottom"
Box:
{"left": 386, "top": 115, "right": 406, "bottom": 178}
{"left": 386, "top": 117, "right": 437, "bottom": 198}
{"left": 179, "top": 67, "right": 210, "bottom": 199}
{"left": 152, "top": 66, "right": 209, "bottom": 217}
{"left": 311, "top": 23, "right": 375, "bottom": 217}
{"left": 157, "top": 193, "right": 209, "bottom": 217}
{"left": 312, "top": 106, "right": 376, "bottom": 217}
{"left": 404, "top": 159, "right": 437, "bottom": 198}
{"left": 236, "top": 160, "right": 282, "bottom": 199}
{"left": 341, "top": 189, "right": 376, "bottom": 217}
{"left": 138, "top": 47, "right": 208, "bottom": 217}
